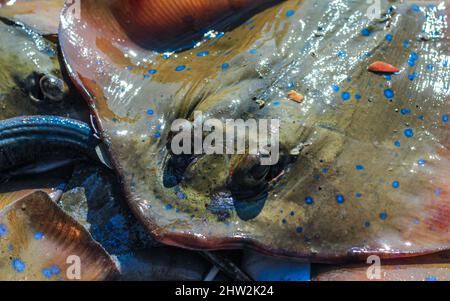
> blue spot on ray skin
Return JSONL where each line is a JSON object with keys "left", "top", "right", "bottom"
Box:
{"left": 305, "top": 196, "right": 314, "bottom": 205}
{"left": 408, "top": 52, "right": 418, "bottom": 67}
{"left": 176, "top": 190, "right": 187, "bottom": 200}
{"left": 400, "top": 108, "right": 412, "bottom": 115}
{"left": 0, "top": 224, "right": 7, "bottom": 237}
{"left": 337, "top": 50, "right": 347, "bottom": 58}
{"left": 361, "top": 28, "right": 371, "bottom": 36}
{"left": 411, "top": 4, "right": 421, "bottom": 12}
{"left": 286, "top": 10, "right": 295, "bottom": 17}
{"left": 42, "top": 268, "right": 52, "bottom": 278}
{"left": 50, "top": 265, "right": 61, "bottom": 275}
{"left": 425, "top": 275, "right": 438, "bottom": 281}
{"left": 418, "top": 159, "right": 426, "bottom": 166}
{"left": 384, "top": 89, "right": 395, "bottom": 99}
{"left": 442, "top": 115, "right": 449, "bottom": 123}
{"left": 404, "top": 128, "right": 414, "bottom": 138}
{"left": 341, "top": 92, "right": 351, "bottom": 101}
{"left": 175, "top": 65, "right": 186, "bottom": 72}
{"left": 380, "top": 212, "right": 388, "bottom": 221}
{"left": 197, "top": 51, "right": 209, "bottom": 57}
{"left": 11, "top": 258, "right": 26, "bottom": 273}
{"left": 34, "top": 232, "right": 44, "bottom": 240}
{"left": 336, "top": 195, "right": 345, "bottom": 204}
{"left": 221, "top": 63, "right": 229, "bottom": 70}
{"left": 408, "top": 72, "right": 417, "bottom": 81}
{"left": 355, "top": 165, "right": 365, "bottom": 171}
{"left": 41, "top": 265, "right": 60, "bottom": 279}
{"left": 148, "top": 69, "right": 157, "bottom": 74}
{"left": 392, "top": 181, "right": 400, "bottom": 189}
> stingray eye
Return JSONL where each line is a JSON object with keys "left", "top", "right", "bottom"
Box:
{"left": 22, "top": 72, "right": 67, "bottom": 103}
{"left": 108, "top": 0, "right": 280, "bottom": 51}
{"left": 23, "top": 72, "right": 43, "bottom": 103}
{"left": 39, "top": 75, "right": 68, "bottom": 102}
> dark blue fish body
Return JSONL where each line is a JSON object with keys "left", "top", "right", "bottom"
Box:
{"left": 0, "top": 116, "right": 100, "bottom": 174}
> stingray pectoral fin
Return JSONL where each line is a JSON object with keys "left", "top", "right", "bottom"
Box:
{"left": 0, "top": 189, "right": 53, "bottom": 210}
{"left": 0, "top": 191, "right": 118, "bottom": 280}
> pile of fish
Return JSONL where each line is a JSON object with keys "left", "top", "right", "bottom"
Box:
{"left": 1, "top": 0, "right": 450, "bottom": 281}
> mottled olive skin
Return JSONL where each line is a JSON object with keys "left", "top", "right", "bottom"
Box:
{"left": 0, "top": 21, "right": 88, "bottom": 122}
{"left": 61, "top": 0, "right": 450, "bottom": 262}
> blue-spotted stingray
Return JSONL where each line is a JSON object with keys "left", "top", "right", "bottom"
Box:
{"left": 59, "top": 0, "right": 450, "bottom": 262}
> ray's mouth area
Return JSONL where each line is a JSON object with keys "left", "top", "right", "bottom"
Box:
{"left": 162, "top": 138, "right": 296, "bottom": 221}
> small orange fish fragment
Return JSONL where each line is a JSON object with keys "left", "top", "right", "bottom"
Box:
{"left": 287, "top": 90, "right": 305, "bottom": 103}
{"left": 368, "top": 61, "right": 400, "bottom": 73}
